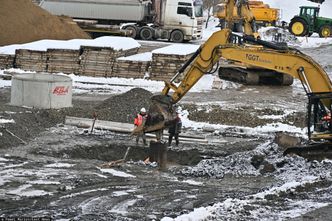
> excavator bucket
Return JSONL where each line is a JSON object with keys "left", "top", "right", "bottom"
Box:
{"left": 132, "top": 95, "right": 177, "bottom": 135}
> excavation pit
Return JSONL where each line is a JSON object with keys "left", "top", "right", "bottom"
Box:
{"left": 51, "top": 141, "right": 203, "bottom": 166}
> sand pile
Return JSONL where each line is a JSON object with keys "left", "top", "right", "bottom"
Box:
{"left": 96, "top": 88, "right": 153, "bottom": 124}
{"left": 0, "top": 0, "right": 90, "bottom": 46}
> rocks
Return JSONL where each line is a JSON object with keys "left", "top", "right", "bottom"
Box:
{"left": 274, "top": 132, "right": 302, "bottom": 149}
{"left": 250, "top": 155, "right": 265, "bottom": 169}
{"left": 96, "top": 88, "right": 153, "bottom": 123}
{"left": 260, "top": 163, "right": 276, "bottom": 174}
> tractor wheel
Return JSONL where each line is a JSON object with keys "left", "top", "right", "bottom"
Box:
{"left": 170, "top": 30, "right": 184, "bottom": 43}
{"left": 319, "top": 25, "right": 332, "bottom": 38}
{"left": 289, "top": 17, "right": 309, "bottom": 37}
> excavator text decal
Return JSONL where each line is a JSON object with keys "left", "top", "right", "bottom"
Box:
{"left": 246, "top": 54, "right": 272, "bottom": 64}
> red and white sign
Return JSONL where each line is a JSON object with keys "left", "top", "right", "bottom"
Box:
{"left": 53, "top": 86, "right": 69, "bottom": 95}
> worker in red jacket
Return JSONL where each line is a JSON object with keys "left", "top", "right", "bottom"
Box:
{"left": 134, "top": 107, "right": 148, "bottom": 145}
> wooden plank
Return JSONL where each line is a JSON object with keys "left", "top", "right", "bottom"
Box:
{"left": 64, "top": 116, "right": 209, "bottom": 143}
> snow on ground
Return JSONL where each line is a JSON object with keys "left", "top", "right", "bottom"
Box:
{"left": 44, "top": 163, "right": 75, "bottom": 168}
{"left": 0, "top": 69, "right": 217, "bottom": 94}
{"left": 117, "top": 52, "right": 152, "bottom": 61}
{"left": 0, "top": 118, "right": 15, "bottom": 124}
{"left": 152, "top": 44, "right": 200, "bottom": 55}
{"left": 0, "top": 36, "right": 140, "bottom": 55}
{"left": 202, "top": 17, "right": 221, "bottom": 41}
{"left": 258, "top": 26, "right": 332, "bottom": 48}
{"left": 296, "top": 35, "right": 332, "bottom": 48}
{"left": 7, "top": 184, "right": 52, "bottom": 197}
{"left": 99, "top": 168, "right": 136, "bottom": 178}
{"left": 179, "top": 108, "right": 306, "bottom": 138}
{"left": 163, "top": 141, "right": 332, "bottom": 221}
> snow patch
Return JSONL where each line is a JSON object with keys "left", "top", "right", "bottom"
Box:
{"left": 7, "top": 184, "right": 52, "bottom": 197}
{"left": 117, "top": 52, "right": 152, "bottom": 62}
{"left": 152, "top": 44, "right": 200, "bottom": 55}
{"left": 0, "top": 36, "right": 140, "bottom": 55}
{"left": 99, "top": 168, "right": 136, "bottom": 178}
{"left": 45, "top": 163, "right": 75, "bottom": 168}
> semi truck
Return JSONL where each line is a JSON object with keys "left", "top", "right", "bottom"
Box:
{"left": 39, "top": 0, "right": 204, "bottom": 42}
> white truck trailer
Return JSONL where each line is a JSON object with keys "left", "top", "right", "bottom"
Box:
{"left": 39, "top": 0, "right": 204, "bottom": 42}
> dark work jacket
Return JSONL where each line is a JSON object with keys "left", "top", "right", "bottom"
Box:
{"left": 168, "top": 116, "right": 182, "bottom": 134}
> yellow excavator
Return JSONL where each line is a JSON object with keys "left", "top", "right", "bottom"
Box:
{"left": 134, "top": 0, "right": 332, "bottom": 158}
{"left": 214, "top": 0, "right": 294, "bottom": 85}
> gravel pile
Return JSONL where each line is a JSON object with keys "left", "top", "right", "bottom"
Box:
{"left": 96, "top": 88, "right": 153, "bottom": 123}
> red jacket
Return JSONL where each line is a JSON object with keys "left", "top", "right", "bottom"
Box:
{"left": 134, "top": 113, "right": 146, "bottom": 126}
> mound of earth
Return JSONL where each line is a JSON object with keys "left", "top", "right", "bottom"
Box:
{"left": 96, "top": 88, "right": 153, "bottom": 123}
{"left": 0, "top": 0, "right": 90, "bottom": 46}
{"left": 183, "top": 104, "right": 306, "bottom": 128}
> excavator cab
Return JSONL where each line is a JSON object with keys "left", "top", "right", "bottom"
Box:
{"left": 308, "top": 92, "right": 332, "bottom": 141}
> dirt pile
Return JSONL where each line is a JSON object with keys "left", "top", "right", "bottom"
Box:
{"left": 0, "top": 0, "right": 90, "bottom": 46}
{"left": 96, "top": 88, "right": 153, "bottom": 123}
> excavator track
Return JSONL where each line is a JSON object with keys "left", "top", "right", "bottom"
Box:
{"left": 284, "top": 142, "right": 332, "bottom": 161}
{"left": 218, "top": 66, "right": 294, "bottom": 86}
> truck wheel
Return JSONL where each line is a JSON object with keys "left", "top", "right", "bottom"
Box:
{"left": 319, "top": 25, "right": 332, "bottom": 38}
{"left": 140, "top": 27, "right": 154, "bottom": 40}
{"left": 288, "top": 18, "right": 308, "bottom": 37}
{"left": 124, "top": 26, "right": 137, "bottom": 39}
{"left": 170, "top": 30, "right": 184, "bottom": 43}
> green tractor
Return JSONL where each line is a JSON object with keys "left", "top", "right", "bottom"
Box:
{"left": 289, "top": 6, "right": 332, "bottom": 38}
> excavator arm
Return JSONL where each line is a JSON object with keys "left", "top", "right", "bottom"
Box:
{"left": 219, "top": 0, "right": 256, "bottom": 36}
{"left": 135, "top": 28, "right": 332, "bottom": 144}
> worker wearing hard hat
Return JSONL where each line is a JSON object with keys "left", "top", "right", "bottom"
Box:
{"left": 134, "top": 107, "right": 148, "bottom": 145}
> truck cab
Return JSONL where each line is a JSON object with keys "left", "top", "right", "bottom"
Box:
{"left": 161, "top": 0, "right": 203, "bottom": 42}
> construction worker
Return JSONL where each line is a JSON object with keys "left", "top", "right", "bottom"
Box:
{"left": 134, "top": 107, "right": 148, "bottom": 145}
{"left": 168, "top": 111, "right": 182, "bottom": 146}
